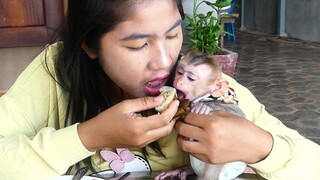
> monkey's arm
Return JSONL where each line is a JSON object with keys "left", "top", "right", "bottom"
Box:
{"left": 190, "top": 99, "right": 246, "bottom": 118}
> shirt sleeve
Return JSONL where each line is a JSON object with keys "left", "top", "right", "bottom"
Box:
{"left": 222, "top": 74, "right": 320, "bottom": 179}
{"left": 0, "top": 43, "right": 94, "bottom": 179}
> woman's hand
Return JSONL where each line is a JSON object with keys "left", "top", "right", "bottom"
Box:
{"left": 175, "top": 111, "right": 273, "bottom": 164}
{"left": 77, "top": 95, "right": 179, "bottom": 152}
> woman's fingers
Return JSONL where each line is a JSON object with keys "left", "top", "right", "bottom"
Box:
{"left": 78, "top": 97, "right": 180, "bottom": 151}
{"left": 143, "top": 119, "right": 177, "bottom": 144}
{"left": 132, "top": 99, "right": 180, "bottom": 146}
{"left": 111, "top": 98, "right": 179, "bottom": 147}
{"left": 120, "top": 95, "right": 165, "bottom": 114}
{"left": 137, "top": 99, "right": 180, "bottom": 130}
{"left": 129, "top": 100, "right": 179, "bottom": 140}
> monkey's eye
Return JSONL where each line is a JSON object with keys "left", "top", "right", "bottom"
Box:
{"left": 177, "top": 68, "right": 184, "bottom": 75}
{"left": 187, "top": 76, "right": 196, "bottom": 82}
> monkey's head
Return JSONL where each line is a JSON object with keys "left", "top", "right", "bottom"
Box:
{"left": 173, "top": 50, "right": 227, "bottom": 101}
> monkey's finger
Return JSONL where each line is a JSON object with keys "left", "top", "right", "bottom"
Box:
{"left": 190, "top": 103, "right": 202, "bottom": 114}
{"left": 198, "top": 104, "right": 208, "bottom": 114}
{"left": 190, "top": 106, "right": 199, "bottom": 114}
{"left": 201, "top": 106, "right": 212, "bottom": 114}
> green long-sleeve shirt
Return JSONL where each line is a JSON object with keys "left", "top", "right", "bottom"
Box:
{"left": 1, "top": 42, "right": 320, "bottom": 179}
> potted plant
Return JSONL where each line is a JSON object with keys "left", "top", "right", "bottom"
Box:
{"left": 183, "top": 0, "right": 238, "bottom": 77}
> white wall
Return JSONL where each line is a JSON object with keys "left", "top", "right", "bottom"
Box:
{"left": 182, "top": 0, "right": 217, "bottom": 17}
{"left": 181, "top": 0, "right": 218, "bottom": 42}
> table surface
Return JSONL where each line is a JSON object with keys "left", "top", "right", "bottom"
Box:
{"left": 89, "top": 171, "right": 260, "bottom": 180}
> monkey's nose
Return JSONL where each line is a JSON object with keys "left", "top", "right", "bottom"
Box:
{"left": 176, "top": 78, "right": 184, "bottom": 86}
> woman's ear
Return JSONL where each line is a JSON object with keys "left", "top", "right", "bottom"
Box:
{"left": 81, "top": 42, "right": 97, "bottom": 59}
{"left": 210, "top": 79, "right": 228, "bottom": 97}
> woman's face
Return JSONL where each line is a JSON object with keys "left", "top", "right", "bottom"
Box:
{"left": 98, "top": 0, "right": 183, "bottom": 98}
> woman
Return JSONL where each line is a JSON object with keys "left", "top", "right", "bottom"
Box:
{"left": 0, "top": 0, "right": 319, "bottom": 179}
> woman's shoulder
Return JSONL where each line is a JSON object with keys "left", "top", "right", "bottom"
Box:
{"left": 221, "top": 73, "right": 240, "bottom": 89}
{"left": 47, "top": 41, "right": 63, "bottom": 53}
{"left": 23, "top": 41, "right": 63, "bottom": 68}
{"left": 6, "top": 42, "right": 64, "bottom": 95}
{"left": 42, "top": 41, "right": 63, "bottom": 63}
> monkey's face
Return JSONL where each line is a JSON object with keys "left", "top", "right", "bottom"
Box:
{"left": 173, "top": 61, "right": 214, "bottom": 101}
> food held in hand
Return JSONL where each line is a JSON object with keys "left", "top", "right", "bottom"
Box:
{"left": 155, "top": 86, "right": 177, "bottom": 113}
{"left": 141, "top": 86, "right": 189, "bottom": 119}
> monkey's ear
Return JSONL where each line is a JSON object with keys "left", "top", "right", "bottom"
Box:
{"left": 81, "top": 42, "right": 98, "bottom": 59}
{"left": 210, "top": 79, "right": 229, "bottom": 97}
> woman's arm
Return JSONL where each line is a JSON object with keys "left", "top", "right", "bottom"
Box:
{"left": 0, "top": 43, "right": 94, "bottom": 179}
{"left": 0, "top": 43, "right": 181, "bottom": 179}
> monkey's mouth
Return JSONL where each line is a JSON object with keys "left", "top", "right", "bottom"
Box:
{"left": 176, "top": 90, "right": 186, "bottom": 100}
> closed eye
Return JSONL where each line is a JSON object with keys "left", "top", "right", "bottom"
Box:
{"left": 127, "top": 43, "right": 148, "bottom": 52}
{"left": 166, "top": 34, "right": 178, "bottom": 40}
{"left": 188, "top": 76, "right": 196, "bottom": 81}
{"left": 187, "top": 74, "right": 197, "bottom": 81}
{"left": 176, "top": 68, "right": 184, "bottom": 75}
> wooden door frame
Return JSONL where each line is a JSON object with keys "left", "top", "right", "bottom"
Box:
{"left": 0, "top": 0, "right": 64, "bottom": 48}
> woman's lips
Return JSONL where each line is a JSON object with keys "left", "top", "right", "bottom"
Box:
{"left": 145, "top": 74, "right": 169, "bottom": 96}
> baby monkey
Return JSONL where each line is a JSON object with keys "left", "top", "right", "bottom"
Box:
{"left": 155, "top": 50, "right": 247, "bottom": 180}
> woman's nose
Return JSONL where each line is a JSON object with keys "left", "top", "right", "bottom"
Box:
{"left": 149, "top": 43, "right": 171, "bottom": 70}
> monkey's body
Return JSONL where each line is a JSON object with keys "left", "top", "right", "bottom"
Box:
{"left": 155, "top": 99, "right": 247, "bottom": 180}
{"left": 190, "top": 99, "right": 247, "bottom": 180}
{"left": 155, "top": 50, "right": 247, "bottom": 180}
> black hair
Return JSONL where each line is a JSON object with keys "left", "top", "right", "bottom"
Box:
{"left": 48, "top": 0, "right": 184, "bottom": 174}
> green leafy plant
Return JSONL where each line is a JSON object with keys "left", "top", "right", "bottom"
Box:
{"left": 184, "top": 0, "right": 233, "bottom": 55}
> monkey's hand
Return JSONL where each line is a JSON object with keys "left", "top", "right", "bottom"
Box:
{"left": 190, "top": 102, "right": 213, "bottom": 115}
